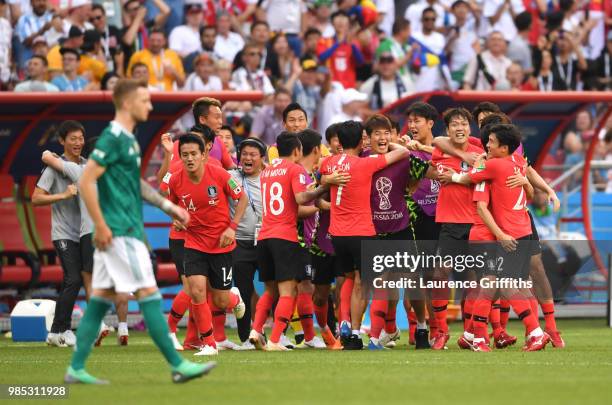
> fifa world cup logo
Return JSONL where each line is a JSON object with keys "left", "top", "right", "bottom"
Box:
{"left": 376, "top": 177, "right": 392, "bottom": 210}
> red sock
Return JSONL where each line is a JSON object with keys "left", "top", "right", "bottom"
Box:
{"left": 192, "top": 301, "right": 215, "bottom": 347}
{"left": 339, "top": 278, "right": 354, "bottom": 323}
{"left": 226, "top": 289, "right": 240, "bottom": 311}
{"left": 209, "top": 300, "right": 227, "bottom": 342}
{"left": 429, "top": 316, "right": 438, "bottom": 339}
{"left": 297, "top": 293, "right": 316, "bottom": 341}
{"left": 509, "top": 297, "right": 539, "bottom": 335}
{"left": 314, "top": 302, "right": 328, "bottom": 329}
{"left": 385, "top": 303, "right": 397, "bottom": 334}
{"left": 183, "top": 304, "right": 198, "bottom": 345}
{"left": 369, "top": 299, "right": 387, "bottom": 339}
{"left": 529, "top": 296, "right": 539, "bottom": 320}
{"left": 490, "top": 300, "right": 502, "bottom": 337}
{"left": 463, "top": 298, "right": 475, "bottom": 332}
{"left": 270, "top": 296, "right": 294, "bottom": 343}
{"left": 500, "top": 299, "right": 510, "bottom": 329}
{"left": 167, "top": 290, "right": 191, "bottom": 333}
{"left": 253, "top": 291, "right": 274, "bottom": 334}
{"left": 472, "top": 298, "right": 492, "bottom": 339}
{"left": 541, "top": 302, "right": 557, "bottom": 332}
{"left": 431, "top": 297, "right": 449, "bottom": 334}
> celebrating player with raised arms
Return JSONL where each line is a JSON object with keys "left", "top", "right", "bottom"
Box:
{"left": 65, "top": 79, "right": 215, "bottom": 384}
{"left": 164, "top": 132, "right": 248, "bottom": 356}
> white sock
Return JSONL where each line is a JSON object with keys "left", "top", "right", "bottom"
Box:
{"left": 118, "top": 322, "right": 128, "bottom": 335}
{"left": 463, "top": 331, "right": 474, "bottom": 341}
{"left": 528, "top": 327, "right": 543, "bottom": 339}
{"left": 352, "top": 330, "right": 360, "bottom": 336}
{"left": 473, "top": 337, "right": 485, "bottom": 344}
{"left": 417, "top": 321, "right": 427, "bottom": 330}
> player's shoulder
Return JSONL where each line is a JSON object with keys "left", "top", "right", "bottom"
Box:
{"left": 467, "top": 142, "right": 484, "bottom": 153}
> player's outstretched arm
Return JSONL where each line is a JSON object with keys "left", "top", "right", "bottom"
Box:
{"left": 140, "top": 179, "right": 190, "bottom": 227}
{"left": 438, "top": 167, "right": 472, "bottom": 185}
{"left": 526, "top": 166, "right": 560, "bottom": 211}
{"left": 156, "top": 133, "right": 173, "bottom": 185}
{"left": 383, "top": 143, "right": 410, "bottom": 166}
{"left": 80, "top": 160, "right": 112, "bottom": 250}
{"left": 320, "top": 171, "right": 351, "bottom": 186}
{"left": 476, "top": 201, "right": 517, "bottom": 252}
{"left": 432, "top": 137, "right": 481, "bottom": 166}
{"left": 298, "top": 205, "right": 319, "bottom": 219}
{"left": 295, "top": 185, "right": 328, "bottom": 206}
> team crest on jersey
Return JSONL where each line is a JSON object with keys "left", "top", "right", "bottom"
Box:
{"left": 299, "top": 174, "right": 306, "bottom": 184}
{"left": 207, "top": 186, "right": 218, "bottom": 198}
{"left": 460, "top": 161, "right": 469, "bottom": 172}
{"left": 430, "top": 180, "right": 440, "bottom": 193}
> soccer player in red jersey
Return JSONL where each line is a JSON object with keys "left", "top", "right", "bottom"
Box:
{"left": 447, "top": 124, "right": 550, "bottom": 352}
{"left": 320, "top": 120, "right": 409, "bottom": 350}
{"left": 429, "top": 108, "right": 483, "bottom": 350}
{"left": 165, "top": 133, "right": 248, "bottom": 356}
{"left": 249, "top": 132, "right": 328, "bottom": 351}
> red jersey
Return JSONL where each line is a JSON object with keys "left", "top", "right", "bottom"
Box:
{"left": 320, "top": 153, "right": 387, "bottom": 237}
{"left": 469, "top": 181, "right": 495, "bottom": 241}
{"left": 258, "top": 159, "right": 308, "bottom": 242}
{"left": 171, "top": 137, "right": 234, "bottom": 169}
{"left": 162, "top": 157, "right": 221, "bottom": 240}
{"left": 316, "top": 38, "right": 363, "bottom": 89}
{"left": 432, "top": 142, "right": 484, "bottom": 224}
{"left": 468, "top": 154, "right": 531, "bottom": 239}
{"left": 166, "top": 162, "right": 243, "bottom": 253}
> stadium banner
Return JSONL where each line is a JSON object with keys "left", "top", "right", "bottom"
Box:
{"left": 361, "top": 240, "right": 611, "bottom": 303}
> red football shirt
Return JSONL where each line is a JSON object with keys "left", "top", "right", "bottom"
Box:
{"left": 162, "top": 158, "right": 221, "bottom": 240}
{"left": 171, "top": 137, "right": 234, "bottom": 169}
{"left": 469, "top": 181, "right": 495, "bottom": 241}
{"left": 432, "top": 142, "right": 484, "bottom": 224}
{"left": 316, "top": 38, "right": 360, "bottom": 89}
{"left": 166, "top": 162, "right": 243, "bottom": 253}
{"left": 468, "top": 154, "right": 531, "bottom": 239}
{"left": 258, "top": 159, "right": 308, "bottom": 242}
{"left": 320, "top": 153, "right": 387, "bottom": 237}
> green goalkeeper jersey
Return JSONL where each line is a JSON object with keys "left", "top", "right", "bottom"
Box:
{"left": 90, "top": 120, "right": 144, "bottom": 241}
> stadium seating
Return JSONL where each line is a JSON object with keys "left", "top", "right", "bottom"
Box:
{"left": 0, "top": 175, "right": 40, "bottom": 287}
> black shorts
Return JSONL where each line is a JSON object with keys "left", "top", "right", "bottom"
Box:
{"left": 483, "top": 235, "right": 536, "bottom": 280}
{"left": 331, "top": 235, "right": 374, "bottom": 276}
{"left": 311, "top": 254, "right": 336, "bottom": 285}
{"left": 412, "top": 214, "right": 441, "bottom": 257}
{"left": 257, "top": 238, "right": 303, "bottom": 282}
{"left": 296, "top": 246, "right": 313, "bottom": 282}
{"left": 437, "top": 223, "right": 472, "bottom": 257}
{"left": 183, "top": 248, "right": 233, "bottom": 290}
{"left": 232, "top": 239, "right": 257, "bottom": 264}
{"left": 169, "top": 238, "right": 185, "bottom": 276}
{"left": 379, "top": 226, "right": 413, "bottom": 241}
{"left": 527, "top": 211, "right": 543, "bottom": 255}
{"left": 80, "top": 233, "right": 94, "bottom": 273}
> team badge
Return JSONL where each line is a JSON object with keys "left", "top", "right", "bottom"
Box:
{"left": 430, "top": 180, "right": 440, "bottom": 193}
{"left": 460, "top": 161, "right": 469, "bottom": 172}
{"left": 207, "top": 186, "right": 218, "bottom": 198}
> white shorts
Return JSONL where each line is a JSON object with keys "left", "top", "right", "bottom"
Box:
{"left": 92, "top": 237, "right": 157, "bottom": 293}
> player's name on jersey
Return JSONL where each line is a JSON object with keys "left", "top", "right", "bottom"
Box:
{"left": 372, "top": 277, "right": 533, "bottom": 290}
{"left": 261, "top": 167, "right": 288, "bottom": 178}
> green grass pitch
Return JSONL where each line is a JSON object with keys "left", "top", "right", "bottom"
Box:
{"left": 1, "top": 319, "right": 611, "bottom": 404}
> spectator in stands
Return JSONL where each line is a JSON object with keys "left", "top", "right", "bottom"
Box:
{"left": 32, "top": 120, "right": 86, "bottom": 348}
{"left": 121, "top": 0, "right": 170, "bottom": 66}
{"left": 47, "top": 26, "right": 84, "bottom": 78}
{"left": 214, "top": 12, "right": 244, "bottom": 62}
{"left": 100, "top": 71, "right": 119, "bottom": 91}
{"left": 267, "top": 33, "right": 298, "bottom": 86}
{"left": 284, "top": 57, "right": 321, "bottom": 123}
{"left": 235, "top": 21, "right": 270, "bottom": 70}
{"left": 231, "top": 42, "right": 275, "bottom": 96}
{"left": 330, "top": 87, "right": 368, "bottom": 123}
{"left": 51, "top": 48, "right": 92, "bottom": 91}
{"left": 260, "top": 0, "right": 305, "bottom": 56}
{"left": 569, "top": 109, "right": 596, "bottom": 144}
{"left": 14, "top": 55, "right": 59, "bottom": 92}
{"left": 63, "top": 0, "right": 93, "bottom": 35}
{"left": 219, "top": 125, "right": 238, "bottom": 165}
{"left": 534, "top": 48, "right": 554, "bottom": 91}
{"left": 360, "top": 51, "right": 413, "bottom": 110}
{"left": 32, "top": 35, "right": 49, "bottom": 58}
{"left": 463, "top": 31, "right": 512, "bottom": 90}
{"left": 483, "top": 0, "right": 525, "bottom": 42}
{"left": 404, "top": 0, "right": 450, "bottom": 34}
{"left": 530, "top": 188, "right": 560, "bottom": 240}
{"left": 78, "top": 30, "right": 107, "bottom": 87}
{"left": 127, "top": 28, "right": 185, "bottom": 91}
{"left": 44, "top": 14, "right": 64, "bottom": 49}
{"left": 317, "top": 10, "right": 364, "bottom": 89}
{"left": 377, "top": 20, "right": 413, "bottom": 83}
{"left": 502, "top": 61, "right": 534, "bottom": 91}
{"left": 130, "top": 61, "right": 158, "bottom": 91}
{"left": 308, "top": 0, "right": 334, "bottom": 38}
{"left": 183, "top": 25, "right": 221, "bottom": 75}
{"left": 412, "top": 7, "right": 448, "bottom": 92}
{"left": 168, "top": 1, "right": 203, "bottom": 58}
{"left": 376, "top": 0, "right": 395, "bottom": 38}
{"left": 0, "top": 0, "right": 10, "bottom": 90}
{"left": 183, "top": 53, "right": 222, "bottom": 91}
{"left": 302, "top": 27, "right": 322, "bottom": 60}
{"left": 445, "top": 0, "right": 479, "bottom": 88}
{"left": 317, "top": 67, "right": 344, "bottom": 134}
{"left": 250, "top": 88, "right": 292, "bottom": 146}
{"left": 550, "top": 30, "right": 587, "bottom": 90}
{"left": 89, "top": 3, "right": 123, "bottom": 76}
{"left": 15, "top": 0, "right": 54, "bottom": 69}
{"left": 593, "top": 31, "right": 612, "bottom": 91}
{"left": 507, "top": 11, "right": 533, "bottom": 75}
